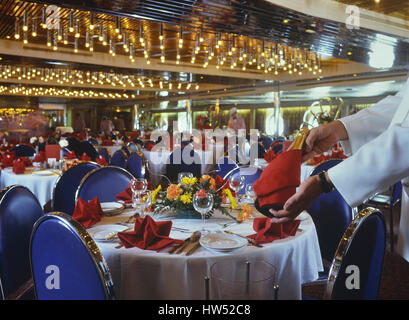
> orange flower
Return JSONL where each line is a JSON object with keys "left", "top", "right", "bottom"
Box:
{"left": 200, "top": 175, "right": 216, "bottom": 190}
{"left": 238, "top": 203, "right": 252, "bottom": 221}
{"left": 166, "top": 184, "right": 183, "bottom": 200}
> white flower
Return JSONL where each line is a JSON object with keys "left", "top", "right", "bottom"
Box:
{"left": 59, "top": 139, "right": 69, "bottom": 148}
{"left": 30, "top": 137, "right": 38, "bottom": 144}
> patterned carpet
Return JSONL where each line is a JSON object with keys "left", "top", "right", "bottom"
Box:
{"left": 302, "top": 204, "right": 409, "bottom": 300}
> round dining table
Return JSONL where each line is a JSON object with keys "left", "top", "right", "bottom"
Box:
{"left": 89, "top": 209, "right": 323, "bottom": 300}
{"left": 0, "top": 167, "right": 61, "bottom": 207}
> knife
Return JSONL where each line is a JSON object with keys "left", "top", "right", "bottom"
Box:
{"left": 224, "top": 230, "right": 263, "bottom": 247}
{"left": 169, "top": 231, "right": 200, "bottom": 254}
{"left": 185, "top": 241, "right": 201, "bottom": 256}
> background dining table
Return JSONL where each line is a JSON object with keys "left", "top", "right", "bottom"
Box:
{"left": 89, "top": 209, "right": 323, "bottom": 300}
{"left": 0, "top": 166, "right": 61, "bottom": 207}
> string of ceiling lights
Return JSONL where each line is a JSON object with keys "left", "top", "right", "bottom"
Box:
{"left": 10, "top": 3, "right": 324, "bottom": 77}
{"left": 0, "top": 64, "right": 200, "bottom": 91}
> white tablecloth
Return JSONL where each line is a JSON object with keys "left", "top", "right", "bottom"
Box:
{"left": 143, "top": 149, "right": 214, "bottom": 186}
{"left": 91, "top": 210, "right": 323, "bottom": 300}
{"left": 301, "top": 164, "right": 315, "bottom": 182}
{"left": 0, "top": 167, "right": 61, "bottom": 206}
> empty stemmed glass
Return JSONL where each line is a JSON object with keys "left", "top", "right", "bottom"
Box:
{"left": 135, "top": 191, "right": 152, "bottom": 218}
{"left": 245, "top": 184, "right": 256, "bottom": 203}
{"left": 178, "top": 172, "right": 193, "bottom": 184}
{"left": 193, "top": 190, "right": 214, "bottom": 233}
{"left": 130, "top": 178, "right": 148, "bottom": 209}
{"left": 229, "top": 175, "right": 245, "bottom": 204}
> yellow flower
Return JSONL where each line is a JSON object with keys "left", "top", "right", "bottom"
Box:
{"left": 180, "top": 193, "right": 193, "bottom": 204}
{"left": 238, "top": 203, "right": 252, "bottom": 221}
{"left": 181, "top": 177, "right": 198, "bottom": 186}
{"left": 222, "top": 188, "right": 238, "bottom": 209}
{"left": 152, "top": 185, "right": 161, "bottom": 204}
{"left": 166, "top": 184, "right": 183, "bottom": 200}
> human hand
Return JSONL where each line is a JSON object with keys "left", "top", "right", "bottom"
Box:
{"left": 269, "top": 174, "right": 324, "bottom": 223}
{"left": 302, "top": 120, "right": 348, "bottom": 162}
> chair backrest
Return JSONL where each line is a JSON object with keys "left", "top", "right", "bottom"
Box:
{"left": 52, "top": 162, "right": 101, "bottom": 215}
{"left": 11, "top": 144, "right": 35, "bottom": 157}
{"left": 110, "top": 149, "right": 128, "bottom": 168}
{"left": 125, "top": 152, "right": 145, "bottom": 178}
{"left": 324, "top": 208, "right": 386, "bottom": 300}
{"left": 215, "top": 157, "right": 238, "bottom": 179}
{"left": 227, "top": 166, "right": 263, "bottom": 195}
{"left": 75, "top": 166, "right": 134, "bottom": 203}
{"left": 262, "top": 136, "right": 273, "bottom": 150}
{"left": 307, "top": 159, "right": 355, "bottom": 263}
{"left": 78, "top": 141, "right": 99, "bottom": 161}
{"left": 30, "top": 212, "right": 115, "bottom": 300}
{"left": 121, "top": 145, "right": 131, "bottom": 157}
{"left": 0, "top": 185, "right": 43, "bottom": 300}
{"left": 165, "top": 147, "right": 202, "bottom": 183}
{"left": 98, "top": 147, "right": 111, "bottom": 164}
{"left": 45, "top": 144, "right": 61, "bottom": 161}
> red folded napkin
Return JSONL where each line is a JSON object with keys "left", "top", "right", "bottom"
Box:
{"left": 117, "top": 215, "right": 184, "bottom": 251}
{"left": 80, "top": 153, "right": 91, "bottom": 161}
{"left": 264, "top": 149, "right": 277, "bottom": 163}
{"left": 248, "top": 217, "right": 301, "bottom": 244}
{"left": 145, "top": 141, "right": 156, "bottom": 151}
{"left": 1, "top": 151, "right": 16, "bottom": 168}
{"left": 253, "top": 149, "right": 301, "bottom": 213}
{"left": 72, "top": 197, "right": 105, "bottom": 229}
{"left": 64, "top": 151, "right": 77, "bottom": 160}
{"left": 115, "top": 184, "right": 132, "bottom": 204}
{"left": 96, "top": 155, "right": 108, "bottom": 166}
{"left": 102, "top": 139, "right": 114, "bottom": 146}
{"left": 20, "top": 157, "right": 32, "bottom": 167}
{"left": 33, "top": 151, "right": 46, "bottom": 163}
{"left": 12, "top": 158, "right": 25, "bottom": 174}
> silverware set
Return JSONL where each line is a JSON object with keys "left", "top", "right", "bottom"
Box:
{"left": 169, "top": 231, "right": 202, "bottom": 256}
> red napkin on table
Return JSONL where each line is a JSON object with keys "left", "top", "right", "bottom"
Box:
{"left": 102, "top": 139, "right": 114, "bottom": 146}
{"left": 64, "top": 151, "right": 77, "bottom": 160}
{"left": 33, "top": 151, "right": 46, "bottom": 163}
{"left": 72, "top": 197, "right": 105, "bottom": 228}
{"left": 96, "top": 155, "right": 108, "bottom": 166}
{"left": 117, "top": 215, "right": 184, "bottom": 251}
{"left": 80, "top": 153, "right": 91, "bottom": 161}
{"left": 248, "top": 217, "right": 300, "bottom": 244}
{"left": 115, "top": 184, "right": 132, "bottom": 204}
{"left": 145, "top": 141, "right": 156, "bottom": 151}
{"left": 1, "top": 151, "right": 16, "bottom": 168}
{"left": 12, "top": 158, "right": 26, "bottom": 174}
{"left": 253, "top": 149, "right": 302, "bottom": 214}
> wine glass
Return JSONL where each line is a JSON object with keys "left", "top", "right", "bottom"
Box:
{"left": 245, "top": 184, "right": 256, "bottom": 202}
{"left": 131, "top": 178, "right": 148, "bottom": 209}
{"left": 178, "top": 172, "right": 193, "bottom": 184}
{"left": 229, "top": 175, "right": 245, "bottom": 204}
{"left": 193, "top": 191, "right": 214, "bottom": 233}
{"left": 133, "top": 191, "right": 152, "bottom": 218}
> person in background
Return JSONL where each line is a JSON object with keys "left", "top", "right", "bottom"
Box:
{"left": 100, "top": 116, "right": 114, "bottom": 136}
{"left": 114, "top": 115, "right": 126, "bottom": 132}
{"left": 227, "top": 107, "right": 246, "bottom": 134}
{"left": 73, "top": 112, "right": 86, "bottom": 133}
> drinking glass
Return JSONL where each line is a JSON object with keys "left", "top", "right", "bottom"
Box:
{"left": 133, "top": 191, "right": 152, "bottom": 218}
{"left": 178, "top": 172, "right": 193, "bottom": 184}
{"left": 245, "top": 184, "right": 256, "bottom": 202}
{"left": 229, "top": 175, "right": 245, "bottom": 204}
{"left": 193, "top": 192, "right": 214, "bottom": 233}
{"left": 131, "top": 178, "right": 148, "bottom": 210}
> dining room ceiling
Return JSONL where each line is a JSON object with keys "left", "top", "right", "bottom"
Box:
{"left": 0, "top": 0, "right": 407, "bottom": 109}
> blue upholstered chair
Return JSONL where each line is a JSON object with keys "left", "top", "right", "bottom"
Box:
{"left": 52, "top": 162, "right": 101, "bottom": 215}
{"left": 226, "top": 165, "right": 263, "bottom": 195}
{"left": 165, "top": 147, "right": 202, "bottom": 183}
{"left": 215, "top": 157, "right": 238, "bottom": 179}
{"left": 121, "top": 145, "right": 131, "bottom": 157}
{"left": 75, "top": 166, "right": 134, "bottom": 203}
{"left": 11, "top": 144, "right": 35, "bottom": 157}
{"left": 110, "top": 149, "right": 128, "bottom": 168}
{"left": 78, "top": 141, "right": 99, "bottom": 161}
{"left": 30, "top": 212, "right": 115, "bottom": 300}
{"left": 0, "top": 185, "right": 43, "bottom": 300}
{"left": 262, "top": 136, "right": 273, "bottom": 150}
{"left": 366, "top": 182, "right": 402, "bottom": 252}
{"left": 98, "top": 147, "right": 111, "bottom": 164}
{"left": 126, "top": 152, "right": 145, "bottom": 178}
{"left": 88, "top": 137, "right": 98, "bottom": 146}
{"left": 323, "top": 208, "right": 386, "bottom": 300}
{"left": 306, "top": 159, "right": 356, "bottom": 279}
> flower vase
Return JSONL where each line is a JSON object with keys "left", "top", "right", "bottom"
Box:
{"left": 176, "top": 209, "right": 202, "bottom": 219}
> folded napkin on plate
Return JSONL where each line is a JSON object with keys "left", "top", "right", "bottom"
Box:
{"left": 72, "top": 197, "right": 105, "bottom": 229}
{"left": 33, "top": 151, "right": 46, "bottom": 163}
{"left": 96, "top": 155, "right": 108, "bottom": 166}
{"left": 115, "top": 184, "right": 132, "bottom": 204}
{"left": 64, "top": 151, "right": 77, "bottom": 160}
{"left": 117, "top": 215, "right": 184, "bottom": 251}
{"left": 12, "top": 158, "right": 26, "bottom": 174}
{"left": 1, "top": 151, "right": 16, "bottom": 168}
{"left": 247, "top": 217, "right": 300, "bottom": 244}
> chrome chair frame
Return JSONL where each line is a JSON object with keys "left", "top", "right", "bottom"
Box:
{"left": 323, "top": 207, "right": 386, "bottom": 300}
{"left": 29, "top": 211, "right": 115, "bottom": 300}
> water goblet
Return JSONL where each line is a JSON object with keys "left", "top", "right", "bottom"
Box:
{"left": 229, "top": 175, "right": 245, "bottom": 204}
{"left": 193, "top": 191, "right": 214, "bottom": 233}
{"left": 178, "top": 172, "right": 193, "bottom": 184}
{"left": 245, "top": 184, "right": 256, "bottom": 202}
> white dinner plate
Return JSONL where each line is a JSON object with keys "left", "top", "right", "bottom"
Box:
{"left": 31, "top": 170, "right": 55, "bottom": 176}
{"left": 87, "top": 224, "right": 129, "bottom": 242}
{"left": 100, "top": 202, "right": 125, "bottom": 216}
{"left": 200, "top": 232, "right": 248, "bottom": 253}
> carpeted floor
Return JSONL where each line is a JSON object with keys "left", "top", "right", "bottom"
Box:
{"left": 302, "top": 203, "right": 409, "bottom": 300}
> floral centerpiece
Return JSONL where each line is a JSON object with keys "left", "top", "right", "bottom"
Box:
{"left": 151, "top": 175, "right": 242, "bottom": 221}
